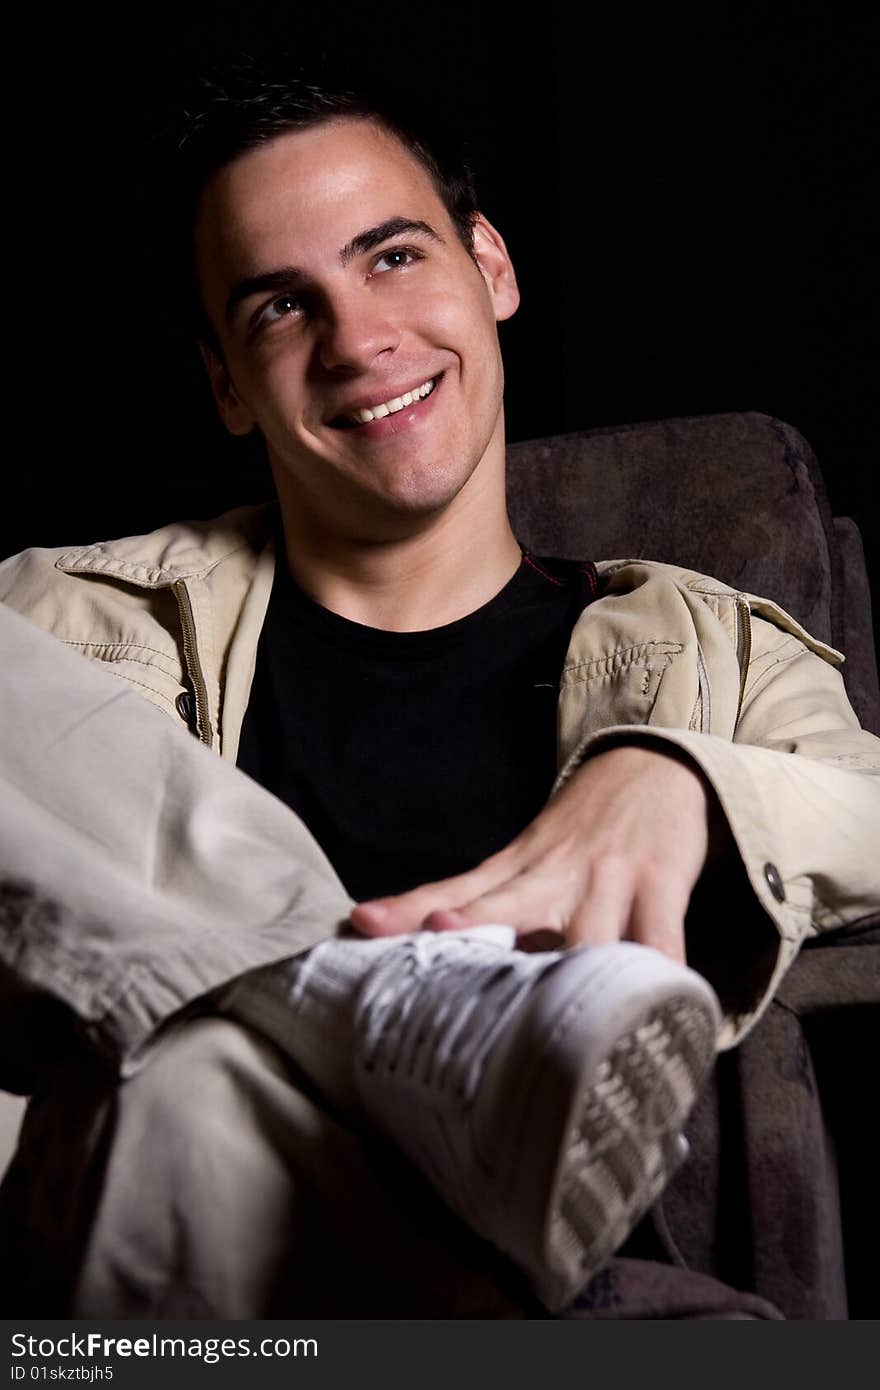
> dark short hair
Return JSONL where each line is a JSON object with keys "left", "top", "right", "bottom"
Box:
{"left": 148, "top": 57, "right": 482, "bottom": 350}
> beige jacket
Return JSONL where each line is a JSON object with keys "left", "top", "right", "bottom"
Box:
{"left": 2, "top": 502, "right": 878, "bottom": 1047}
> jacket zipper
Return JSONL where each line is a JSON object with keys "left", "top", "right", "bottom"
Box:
{"left": 172, "top": 580, "right": 214, "bottom": 747}
{"left": 734, "top": 595, "right": 752, "bottom": 725}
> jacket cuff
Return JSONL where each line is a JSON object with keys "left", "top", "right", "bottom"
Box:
{"left": 562, "top": 725, "right": 807, "bottom": 1049}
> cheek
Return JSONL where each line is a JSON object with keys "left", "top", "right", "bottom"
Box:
{"left": 230, "top": 350, "right": 306, "bottom": 429}
{"left": 443, "top": 294, "right": 504, "bottom": 399}
{"left": 413, "top": 281, "right": 495, "bottom": 346}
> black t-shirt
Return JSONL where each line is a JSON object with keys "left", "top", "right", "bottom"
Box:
{"left": 237, "top": 548, "right": 598, "bottom": 902}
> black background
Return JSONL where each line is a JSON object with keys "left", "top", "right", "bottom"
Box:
{"left": 8, "top": 4, "right": 878, "bottom": 610}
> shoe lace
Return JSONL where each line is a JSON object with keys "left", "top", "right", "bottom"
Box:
{"left": 357, "top": 936, "right": 558, "bottom": 1105}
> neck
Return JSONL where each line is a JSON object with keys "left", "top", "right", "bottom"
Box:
{"left": 275, "top": 467, "right": 522, "bottom": 634}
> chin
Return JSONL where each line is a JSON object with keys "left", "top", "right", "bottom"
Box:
{"left": 338, "top": 482, "right": 466, "bottom": 543}
{"left": 358, "top": 460, "right": 474, "bottom": 515}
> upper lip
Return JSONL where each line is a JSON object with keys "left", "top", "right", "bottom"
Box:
{"left": 325, "top": 373, "right": 441, "bottom": 423}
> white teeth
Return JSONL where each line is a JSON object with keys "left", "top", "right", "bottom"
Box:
{"left": 348, "top": 377, "right": 436, "bottom": 425}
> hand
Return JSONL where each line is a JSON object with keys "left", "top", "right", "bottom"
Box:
{"left": 348, "top": 744, "right": 726, "bottom": 963}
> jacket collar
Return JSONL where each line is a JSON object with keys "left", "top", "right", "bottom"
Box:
{"left": 54, "top": 502, "right": 277, "bottom": 589}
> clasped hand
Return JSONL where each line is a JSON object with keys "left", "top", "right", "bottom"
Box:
{"left": 349, "top": 743, "right": 724, "bottom": 963}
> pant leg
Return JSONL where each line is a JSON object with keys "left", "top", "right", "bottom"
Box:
{"left": 0, "top": 608, "right": 528, "bottom": 1316}
{"left": 0, "top": 603, "right": 354, "bottom": 1080}
{"left": 1, "top": 1017, "right": 528, "bottom": 1318}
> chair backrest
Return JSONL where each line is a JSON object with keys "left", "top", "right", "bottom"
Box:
{"left": 506, "top": 410, "right": 879, "bottom": 733}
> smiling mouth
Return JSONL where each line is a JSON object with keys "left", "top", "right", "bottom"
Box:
{"left": 328, "top": 374, "right": 442, "bottom": 429}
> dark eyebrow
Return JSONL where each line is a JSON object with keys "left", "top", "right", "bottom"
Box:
{"left": 338, "top": 217, "right": 443, "bottom": 266}
{"left": 224, "top": 217, "right": 444, "bottom": 325}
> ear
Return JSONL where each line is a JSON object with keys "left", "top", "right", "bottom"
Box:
{"left": 199, "top": 341, "right": 257, "bottom": 436}
{"left": 470, "top": 213, "right": 520, "bottom": 323}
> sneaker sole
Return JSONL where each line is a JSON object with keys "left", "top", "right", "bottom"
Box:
{"left": 483, "top": 946, "right": 719, "bottom": 1312}
{"left": 541, "top": 992, "right": 715, "bottom": 1309}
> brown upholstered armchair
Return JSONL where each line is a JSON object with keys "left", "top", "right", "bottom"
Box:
{"left": 506, "top": 410, "right": 879, "bottom": 1320}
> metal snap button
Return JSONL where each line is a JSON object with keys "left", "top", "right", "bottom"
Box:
{"left": 175, "top": 690, "right": 195, "bottom": 725}
{"left": 763, "top": 862, "right": 786, "bottom": 903}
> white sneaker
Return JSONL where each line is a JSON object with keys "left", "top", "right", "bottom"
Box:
{"left": 353, "top": 932, "right": 720, "bottom": 1312}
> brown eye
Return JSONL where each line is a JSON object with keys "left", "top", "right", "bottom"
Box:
{"left": 268, "top": 294, "right": 302, "bottom": 319}
{"left": 372, "top": 247, "right": 422, "bottom": 274}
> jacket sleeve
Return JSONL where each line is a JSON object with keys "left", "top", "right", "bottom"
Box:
{"left": 0, "top": 603, "right": 355, "bottom": 1089}
{"left": 568, "top": 610, "right": 880, "bottom": 1048}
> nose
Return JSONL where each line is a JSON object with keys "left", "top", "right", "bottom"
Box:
{"left": 315, "top": 289, "right": 401, "bottom": 374}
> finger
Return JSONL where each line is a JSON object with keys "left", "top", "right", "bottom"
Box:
{"left": 422, "top": 864, "right": 576, "bottom": 937}
{"left": 627, "top": 878, "right": 688, "bottom": 963}
{"left": 349, "top": 851, "right": 515, "bottom": 937}
{"left": 566, "top": 859, "right": 635, "bottom": 948}
{"left": 419, "top": 908, "right": 472, "bottom": 932}
{"left": 417, "top": 911, "right": 565, "bottom": 954}
{"left": 347, "top": 902, "right": 414, "bottom": 937}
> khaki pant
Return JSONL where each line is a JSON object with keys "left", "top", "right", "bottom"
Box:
{"left": 3, "top": 1017, "right": 528, "bottom": 1315}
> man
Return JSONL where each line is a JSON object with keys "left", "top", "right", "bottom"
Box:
{"left": 1, "top": 70, "right": 878, "bottom": 1317}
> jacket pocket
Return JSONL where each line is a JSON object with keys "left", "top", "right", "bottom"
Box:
{"left": 557, "top": 640, "right": 686, "bottom": 760}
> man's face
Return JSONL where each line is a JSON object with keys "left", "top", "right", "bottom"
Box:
{"left": 195, "top": 118, "right": 520, "bottom": 537}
